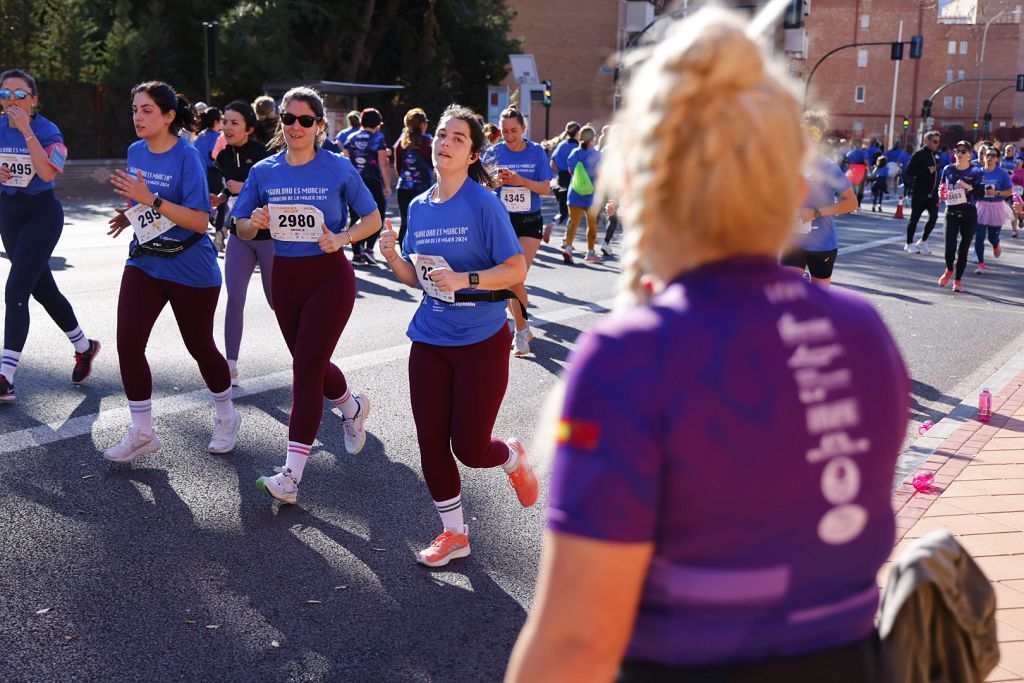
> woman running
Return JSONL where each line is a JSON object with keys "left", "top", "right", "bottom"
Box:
{"left": 377, "top": 104, "right": 535, "bottom": 567}
{"left": 549, "top": 121, "right": 580, "bottom": 227}
{"left": 939, "top": 141, "right": 985, "bottom": 292}
{"left": 193, "top": 107, "right": 227, "bottom": 251}
{"left": 103, "top": 81, "right": 239, "bottom": 462}
{"left": 487, "top": 105, "right": 552, "bottom": 356}
{"left": 343, "top": 107, "right": 391, "bottom": 265}
{"left": 211, "top": 100, "right": 272, "bottom": 385}
{"left": 562, "top": 125, "right": 602, "bottom": 264}
{"left": 231, "top": 87, "right": 382, "bottom": 505}
{"left": 393, "top": 107, "right": 433, "bottom": 247}
{"left": 974, "top": 146, "right": 1013, "bottom": 274}
{"left": 0, "top": 68, "right": 98, "bottom": 402}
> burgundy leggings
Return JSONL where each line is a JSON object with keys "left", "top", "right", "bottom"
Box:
{"left": 409, "top": 325, "right": 513, "bottom": 502}
{"left": 117, "top": 266, "right": 230, "bottom": 401}
{"left": 272, "top": 251, "right": 355, "bottom": 444}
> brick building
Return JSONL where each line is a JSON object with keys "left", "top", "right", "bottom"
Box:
{"left": 795, "top": 0, "right": 1023, "bottom": 146}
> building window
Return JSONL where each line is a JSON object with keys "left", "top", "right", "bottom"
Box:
{"left": 855, "top": 85, "right": 866, "bottom": 103}
{"left": 955, "top": 96, "right": 964, "bottom": 109}
{"left": 858, "top": 49, "right": 868, "bottom": 67}
{"left": 960, "top": 40, "right": 969, "bottom": 54}
{"left": 958, "top": 69, "right": 966, "bottom": 79}
{"left": 944, "top": 95, "right": 954, "bottom": 108}
{"left": 948, "top": 40, "right": 957, "bottom": 54}
{"left": 946, "top": 69, "right": 954, "bottom": 82}
{"left": 861, "top": 14, "right": 870, "bottom": 30}
{"left": 853, "top": 120, "right": 864, "bottom": 135}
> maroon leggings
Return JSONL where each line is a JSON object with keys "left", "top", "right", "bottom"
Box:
{"left": 117, "top": 266, "right": 231, "bottom": 401}
{"left": 409, "top": 325, "right": 513, "bottom": 502}
{"left": 272, "top": 251, "right": 355, "bottom": 444}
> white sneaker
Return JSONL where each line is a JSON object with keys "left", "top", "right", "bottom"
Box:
{"left": 600, "top": 241, "right": 614, "bottom": 258}
{"left": 903, "top": 243, "right": 920, "bottom": 254}
{"left": 968, "top": 251, "right": 978, "bottom": 263}
{"left": 103, "top": 427, "right": 161, "bottom": 463}
{"left": 256, "top": 467, "right": 299, "bottom": 504}
{"left": 916, "top": 240, "right": 932, "bottom": 255}
{"left": 342, "top": 393, "right": 371, "bottom": 455}
{"left": 230, "top": 367, "right": 239, "bottom": 387}
{"left": 513, "top": 329, "right": 532, "bottom": 356}
{"left": 208, "top": 408, "right": 241, "bottom": 454}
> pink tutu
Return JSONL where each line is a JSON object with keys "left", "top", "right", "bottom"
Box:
{"left": 976, "top": 200, "right": 1013, "bottom": 227}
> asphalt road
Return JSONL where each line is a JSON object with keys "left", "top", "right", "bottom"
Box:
{"left": 0, "top": 195, "right": 1021, "bottom": 681}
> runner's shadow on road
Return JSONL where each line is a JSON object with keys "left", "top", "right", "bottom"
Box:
{"left": 910, "top": 379, "right": 961, "bottom": 422}
{"left": 836, "top": 281, "right": 931, "bottom": 305}
{"left": 353, "top": 274, "right": 417, "bottom": 302}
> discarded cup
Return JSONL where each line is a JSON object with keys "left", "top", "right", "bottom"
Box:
{"left": 917, "top": 420, "right": 934, "bottom": 436}
{"left": 912, "top": 470, "right": 935, "bottom": 493}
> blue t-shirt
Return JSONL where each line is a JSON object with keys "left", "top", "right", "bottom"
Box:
{"left": 344, "top": 129, "right": 388, "bottom": 184}
{"left": 485, "top": 140, "right": 553, "bottom": 214}
{"left": 939, "top": 151, "right": 952, "bottom": 167}
{"left": 898, "top": 150, "right": 912, "bottom": 167}
{"left": 402, "top": 179, "right": 524, "bottom": 346}
{"left": 551, "top": 139, "right": 578, "bottom": 172}
{"left": 981, "top": 166, "right": 1012, "bottom": 202}
{"left": 866, "top": 145, "right": 881, "bottom": 165}
{"left": 0, "top": 113, "right": 64, "bottom": 196}
{"left": 940, "top": 164, "right": 986, "bottom": 208}
{"left": 231, "top": 149, "right": 379, "bottom": 258}
{"left": 124, "top": 138, "right": 218, "bottom": 287}
{"left": 394, "top": 136, "right": 433, "bottom": 192}
{"left": 193, "top": 130, "right": 219, "bottom": 169}
{"left": 845, "top": 148, "right": 868, "bottom": 165}
{"left": 336, "top": 126, "right": 359, "bottom": 145}
{"left": 798, "top": 156, "right": 851, "bottom": 252}
{"left": 1001, "top": 157, "right": 1017, "bottom": 173}
{"left": 566, "top": 146, "right": 601, "bottom": 208}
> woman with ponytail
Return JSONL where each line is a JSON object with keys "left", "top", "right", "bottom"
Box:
{"left": 393, "top": 107, "right": 433, "bottom": 245}
{"left": 508, "top": 8, "right": 906, "bottom": 681}
{"left": 103, "top": 81, "right": 240, "bottom": 463}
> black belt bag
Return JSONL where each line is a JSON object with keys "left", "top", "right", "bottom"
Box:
{"left": 129, "top": 233, "right": 205, "bottom": 259}
{"left": 431, "top": 290, "right": 528, "bottom": 320}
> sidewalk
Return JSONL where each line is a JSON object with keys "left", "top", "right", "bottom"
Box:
{"left": 882, "top": 369, "right": 1024, "bottom": 682}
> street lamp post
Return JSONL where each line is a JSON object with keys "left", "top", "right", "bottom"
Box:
{"left": 975, "top": 8, "right": 1021, "bottom": 138}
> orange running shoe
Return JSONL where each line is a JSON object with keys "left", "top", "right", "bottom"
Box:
{"left": 506, "top": 439, "right": 538, "bottom": 507}
{"left": 416, "top": 527, "right": 471, "bottom": 567}
{"left": 952, "top": 280, "right": 964, "bottom": 293}
{"left": 938, "top": 269, "right": 953, "bottom": 287}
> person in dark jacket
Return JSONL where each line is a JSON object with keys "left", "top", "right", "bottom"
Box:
{"left": 903, "top": 131, "right": 941, "bottom": 254}
{"left": 251, "top": 95, "right": 278, "bottom": 147}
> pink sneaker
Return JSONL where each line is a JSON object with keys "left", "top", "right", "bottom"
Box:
{"left": 416, "top": 527, "right": 471, "bottom": 567}
{"left": 505, "top": 439, "right": 538, "bottom": 507}
{"left": 938, "top": 269, "right": 953, "bottom": 287}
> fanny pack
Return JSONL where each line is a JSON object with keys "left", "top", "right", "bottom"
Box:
{"left": 129, "top": 233, "right": 205, "bottom": 259}
{"left": 431, "top": 290, "right": 529, "bottom": 320}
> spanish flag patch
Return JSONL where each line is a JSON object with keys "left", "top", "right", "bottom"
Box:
{"left": 557, "top": 418, "right": 601, "bottom": 450}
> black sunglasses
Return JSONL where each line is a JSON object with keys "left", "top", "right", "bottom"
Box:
{"left": 955, "top": 148, "right": 971, "bottom": 154}
{"left": 0, "top": 88, "right": 30, "bottom": 101}
{"left": 281, "top": 113, "right": 322, "bottom": 128}
{"left": 985, "top": 153, "right": 1000, "bottom": 158}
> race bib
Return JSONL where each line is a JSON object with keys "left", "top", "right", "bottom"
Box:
{"left": 946, "top": 187, "right": 967, "bottom": 206}
{"left": 125, "top": 202, "right": 174, "bottom": 244}
{"left": 413, "top": 254, "right": 455, "bottom": 303}
{"left": 795, "top": 215, "right": 815, "bottom": 234}
{"left": 500, "top": 186, "right": 530, "bottom": 213}
{"left": 1013, "top": 185, "right": 1022, "bottom": 198}
{"left": 268, "top": 204, "right": 324, "bottom": 242}
{"left": 0, "top": 153, "right": 35, "bottom": 187}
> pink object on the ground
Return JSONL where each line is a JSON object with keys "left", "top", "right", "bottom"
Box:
{"left": 978, "top": 389, "right": 993, "bottom": 423}
{"left": 918, "top": 420, "right": 934, "bottom": 435}
{"left": 912, "top": 470, "right": 935, "bottom": 492}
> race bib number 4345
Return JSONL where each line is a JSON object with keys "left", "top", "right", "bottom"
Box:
{"left": 500, "top": 186, "right": 530, "bottom": 213}
{"left": 0, "top": 154, "right": 35, "bottom": 187}
{"left": 268, "top": 204, "right": 324, "bottom": 242}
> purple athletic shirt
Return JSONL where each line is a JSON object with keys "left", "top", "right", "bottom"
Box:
{"left": 547, "top": 257, "right": 909, "bottom": 666}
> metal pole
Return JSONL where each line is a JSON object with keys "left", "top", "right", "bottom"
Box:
{"left": 976, "top": 10, "right": 1007, "bottom": 139}
{"left": 202, "top": 22, "right": 211, "bottom": 104}
{"left": 545, "top": 106, "right": 550, "bottom": 140}
{"left": 888, "top": 20, "right": 904, "bottom": 150}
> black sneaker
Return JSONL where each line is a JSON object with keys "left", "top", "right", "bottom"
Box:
{"left": 0, "top": 376, "right": 14, "bottom": 402}
{"left": 72, "top": 339, "right": 101, "bottom": 385}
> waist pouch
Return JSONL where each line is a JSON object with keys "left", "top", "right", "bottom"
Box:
{"left": 431, "top": 290, "right": 528, "bottom": 320}
{"left": 130, "top": 233, "right": 204, "bottom": 259}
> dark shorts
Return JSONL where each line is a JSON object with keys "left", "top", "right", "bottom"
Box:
{"left": 780, "top": 248, "right": 839, "bottom": 279}
{"left": 509, "top": 211, "right": 544, "bottom": 240}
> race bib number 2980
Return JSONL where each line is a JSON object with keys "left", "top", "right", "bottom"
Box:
{"left": 267, "top": 204, "right": 324, "bottom": 242}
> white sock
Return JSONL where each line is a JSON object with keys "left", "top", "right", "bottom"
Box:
{"left": 65, "top": 326, "right": 90, "bottom": 354}
{"left": 211, "top": 387, "right": 234, "bottom": 420}
{"left": 434, "top": 495, "right": 465, "bottom": 533}
{"left": 329, "top": 389, "right": 360, "bottom": 419}
{"left": 1, "top": 349, "right": 21, "bottom": 383}
{"left": 227, "top": 359, "right": 237, "bottom": 374}
{"left": 285, "top": 441, "right": 312, "bottom": 482}
{"left": 501, "top": 442, "right": 519, "bottom": 474}
{"left": 129, "top": 399, "right": 154, "bottom": 433}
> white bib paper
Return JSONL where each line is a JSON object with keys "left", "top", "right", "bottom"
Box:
{"left": 1013, "top": 185, "right": 1022, "bottom": 198}
{"left": 0, "top": 153, "right": 35, "bottom": 187}
{"left": 268, "top": 204, "right": 324, "bottom": 242}
{"left": 946, "top": 187, "right": 967, "bottom": 206}
{"left": 125, "top": 203, "right": 174, "bottom": 244}
{"left": 500, "top": 186, "right": 530, "bottom": 213}
{"left": 795, "top": 215, "right": 815, "bottom": 234}
{"left": 413, "top": 254, "right": 455, "bottom": 303}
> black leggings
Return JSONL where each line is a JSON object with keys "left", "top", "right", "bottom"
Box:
{"left": 906, "top": 196, "right": 938, "bottom": 244}
{"left": 944, "top": 205, "right": 977, "bottom": 280}
{"left": 0, "top": 190, "right": 80, "bottom": 352}
{"left": 397, "top": 187, "right": 424, "bottom": 247}
{"left": 556, "top": 170, "right": 571, "bottom": 222}
{"left": 352, "top": 177, "right": 386, "bottom": 256}
{"left": 605, "top": 215, "right": 619, "bottom": 244}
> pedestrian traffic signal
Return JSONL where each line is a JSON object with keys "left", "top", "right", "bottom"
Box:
{"left": 921, "top": 99, "right": 933, "bottom": 119}
{"left": 891, "top": 42, "right": 904, "bottom": 60}
{"left": 1017, "top": 74, "right": 1024, "bottom": 92}
{"left": 542, "top": 80, "right": 552, "bottom": 107}
{"left": 903, "top": 117, "right": 910, "bottom": 130}
{"left": 909, "top": 35, "right": 924, "bottom": 59}
{"left": 984, "top": 112, "right": 993, "bottom": 123}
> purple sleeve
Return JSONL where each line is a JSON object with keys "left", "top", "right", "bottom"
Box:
{"left": 547, "top": 326, "right": 663, "bottom": 543}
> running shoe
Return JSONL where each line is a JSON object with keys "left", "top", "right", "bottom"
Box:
{"left": 903, "top": 243, "right": 920, "bottom": 254}
{"left": 938, "top": 269, "right": 953, "bottom": 287}
{"left": 1012, "top": 231, "right": 1019, "bottom": 238}
{"left": 208, "top": 408, "right": 241, "bottom": 454}
{"left": 0, "top": 376, "right": 14, "bottom": 402}
{"left": 561, "top": 246, "right": 574, "bottom": 265}
{"left": 601, "top": 241, "right": 614, "bottom": 258}
{"left": 103, "top": 427, "right": 161, "bottom": 463}
{"left": 916, "top": 240, "right": 931, "bottom": 255}
{"left": 416, "top": 526, "right": 471, "bottom": 567}
{"left": 230, "top": 367, "right": 239, "bottom": 387}
{"left": 505, "top": 438, "right": 538, "bottom": 507}
{"left": 342, "top": 393, "right": 371, "bottom": 455}
{"left": 975, "top": 263, "right": 986, "bottom": 275}
{"left": 513, "top": 329, "right": 532, "bottom": 357}
{"left": 994, "top": 244, "right": 1002, "bottom": 258}
{"left": 952, "top": 280, "right": 964, "bottom": 293}
{"left": 256, "top": 467, "right": 299, "bottom": 505}
{"left": 72, "top": 339, "right": 101, "bottom": 385}
{"left": 968, "top": 251, "right": 978, "bottom": 263}
{"left": 362, "top": 251, "right": 378, "bottom": 266}
{"left": 584, "top": 250, "right": 603, "bottom": 263}
{"left": 542, "top": 224, "right": 552, "bottom": 243}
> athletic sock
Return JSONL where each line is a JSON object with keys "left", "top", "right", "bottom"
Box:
{"left": 211, "top": 387, "right": 234, "bottom": 420}
{"left": 129, "top": 399, "right": 154, "bottom": 433}
{"left": 285, "top": 441, "right": 312, "bottom": 482}
{"left": 501, "top": 442, "right": 519, "bottom": 474}
{"left": 227, "top": 359, "right": 237, "bottom": 374}
{"left": 329, "top": 389, "right": 360, "bottom": 419}
{"left": 434, "top": 495, "right": 465, "bottom": 533}
{"left": 1, "top": 349, "right": 21, "bottom": 383}
{"left": 65, "top": 326, "right": 90, "bottom": 354}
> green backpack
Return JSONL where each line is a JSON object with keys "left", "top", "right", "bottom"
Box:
{"left": 570, "top": 159, "right": 595, "bottom": 196}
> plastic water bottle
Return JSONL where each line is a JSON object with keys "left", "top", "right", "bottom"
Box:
{"left": 978, "top": 389, "right": 993, "bottom": 423}
{"left": 912, "top": 471, "right": 935, "bottom": 493}
{"left": 918, "top": 420, "right": 934, "bottom": 436}
{"left": 939, "top": 181, "right": 948, "bottom": 202}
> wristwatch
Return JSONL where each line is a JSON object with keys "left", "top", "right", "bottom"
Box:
{"left": 152, "top": 194, "right": 163, "bottom": 210}
{"left": 468, "top": 272, "right": 480, "bottom": 289}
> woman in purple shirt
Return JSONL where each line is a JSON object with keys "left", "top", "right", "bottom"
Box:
{"left": 507, "top": 8, "right": 907, "bottom": 682}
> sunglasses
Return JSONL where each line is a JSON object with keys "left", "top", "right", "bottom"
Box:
{"left": 281, "top": 113, "right": 322, "bottom": 128}
{"left": 956, "top": 148, "right": 971, "bottom": 154}
{"left": 0, "top": 89, "right": 30, "bottom": 101}
{"left": 985, "top": 153, "right": 1000, "bottom": 158}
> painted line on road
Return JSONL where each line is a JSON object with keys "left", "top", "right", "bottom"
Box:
{"left": 0, "top": 298, "right": 615, "bottom": 454}
{"left": 838, "top": 235, "right": 904, "bottom": 256}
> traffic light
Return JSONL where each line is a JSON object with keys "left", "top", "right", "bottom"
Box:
{"left": 1017, "top": 74, "right": 1024, "bottom": 92}
{"left": 903, "top": 117, "right": 910, "bottom": 130}
{"left": 909, "top": 35, "right": 924, "bottom": 59}
{"left": 891, "top": 42, "right": 904, "bottom": 60}
{"left": 921, "top": 99, "right": 933, "bottom": 119}
{"left": 973, "top": 121, "right": 980, "bottom": 130}
{"left": 542, "top": 80, "right": 552, "bottom": 107}
{"left": 984, "top": 112, "right": 993, "bottom": 123}
{"left": 783, "top": 0, "right": 806, "bottom": 29}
